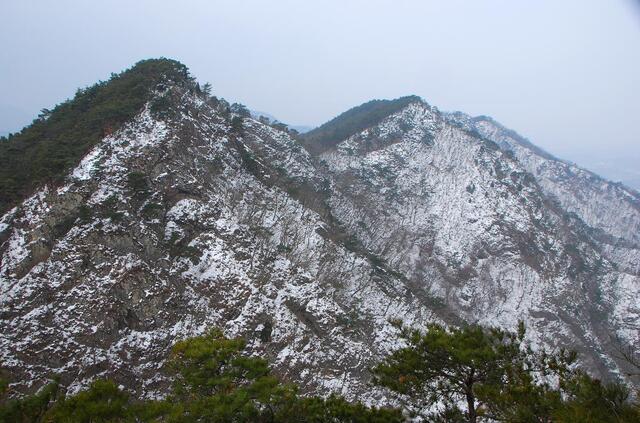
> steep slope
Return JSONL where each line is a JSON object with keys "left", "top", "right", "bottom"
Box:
{"left": 0, "top": 72, "right": 436, "bottom": 402}
{"left": 1, "top": 63, "right": 638, "bottom": 403}
{"left": 445, "top": 112, "right": 640, "bottom": 346}
{"left": 446, "top": 113, "right": 640, "bottom": 242}
{"left": 318, "top": 100, "right": 640, "bottom": 381}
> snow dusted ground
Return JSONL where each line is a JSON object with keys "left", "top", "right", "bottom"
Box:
{"left": 0, "top": 89, "right": 430, "bottom": 403}
{"left": 324, "top": 102, "right": 639, "bottom": 378}
{"left": 446, "top": 112, "right": 640, "bottom": 350}
{"left": 0, "top": 87, "right": 638, "bottom": 403}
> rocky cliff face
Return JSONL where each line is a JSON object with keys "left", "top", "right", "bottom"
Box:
{"left": 1, "top": 72, "right": 638, "bottom": 403}
{"left": 445, "top": 111, "right": 640, "bottom": 347}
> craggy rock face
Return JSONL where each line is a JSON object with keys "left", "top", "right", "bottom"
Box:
{"left": 1, "top": 85, "right": 638, "bottom": 403}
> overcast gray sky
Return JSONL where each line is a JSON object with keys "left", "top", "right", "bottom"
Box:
{"left": 1, "top": 1, "right": 639, "bottom": 168}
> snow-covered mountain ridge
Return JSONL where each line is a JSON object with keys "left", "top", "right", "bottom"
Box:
{"left": 1, "top": 69, "right": 638, "bottom": 403}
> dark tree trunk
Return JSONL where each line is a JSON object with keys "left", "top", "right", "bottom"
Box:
{"left": 466, "top": 388, "right": 476, "bottom": 423}
{"left": 465, "top": 370, "right": 477, "bottom": 423}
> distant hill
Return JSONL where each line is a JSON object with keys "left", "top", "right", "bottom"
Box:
{"left": 569, "top": 155, "right": 640, "bottom": 192}
{"left": 300, "top": 95, "right": 422, "bottom": 155}
{"left": 250, "top": 109, "right": 312, "bottom": 133}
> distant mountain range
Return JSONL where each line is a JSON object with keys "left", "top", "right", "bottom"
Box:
{"left": 568, "top": 155, "right": 640, "bottom": 192}
{"left": 250, "top": 110, "right": 312, "bottom": 134}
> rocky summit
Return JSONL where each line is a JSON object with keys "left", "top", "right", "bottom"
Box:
{"left": 1, "top": 59, "right": 638, "bottom": 404}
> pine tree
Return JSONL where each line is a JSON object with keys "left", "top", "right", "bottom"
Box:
{"left": 230, "top": 103, "right": 251, "bottom": 118}
{"left": 44, "top": 380, "right": 129, "bottom": 422}
{"left": 231, "top": 116, "right": 244, "bottom": 134}
{"left": 373, "top": 322, "right": 640, "bottom": 422}
{"left": 0, "top": 378, "right": 59, "bottom": 422}
{"left": 167, "top": 329, "right": 293, "bottom": 421}
{"left": 373, "top": 322, "right": 529, "bottom": 422}
{"left": 202, "top": 82, "right": 212, "bottom": 97}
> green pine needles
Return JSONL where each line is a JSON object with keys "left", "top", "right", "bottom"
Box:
{"left": 372, "top": 321, "right": 640, "bottom": 422}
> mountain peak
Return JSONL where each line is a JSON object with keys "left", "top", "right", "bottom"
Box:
{"left": 301, "top": 95, "right": 424, "bottom": 155}
{"left": 0, "top": 58, "right": 195, "bottom": 214}
{"left": 124, "top": 58, "right": 189, "bottom": 81}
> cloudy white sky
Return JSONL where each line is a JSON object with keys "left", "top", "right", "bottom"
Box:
{"left": 1, "top": 0, "right": 639, "bottom": 182}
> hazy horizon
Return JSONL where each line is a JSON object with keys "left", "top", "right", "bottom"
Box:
{"left": 1, "top": 1, "right": 639, "bottom": 186}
